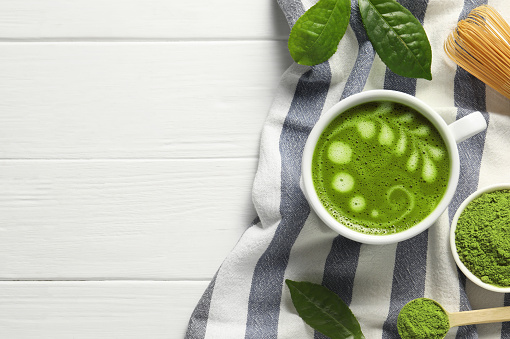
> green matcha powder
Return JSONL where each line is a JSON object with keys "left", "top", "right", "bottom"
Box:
{"left": 455, "top": 189, "right": 510, "bottom": 287}
{"left": 397, "top": 298, "right": 449, "bottom": 339}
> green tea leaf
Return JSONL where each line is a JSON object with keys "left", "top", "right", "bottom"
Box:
{"left": 286, "top": 280, "right": 365, "bottom": 339}
{"left": 358, "top": 0, "right": 432, "bottom": 80}
{"left": 288, "top": 0, "right": 351, "bottom": 66}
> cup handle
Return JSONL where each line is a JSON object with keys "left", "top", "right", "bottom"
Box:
{"left": 447, "top": 111, "right": 487, "bottom": 143}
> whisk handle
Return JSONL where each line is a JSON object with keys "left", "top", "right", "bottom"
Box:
{"left": 448, "top": 111, "right": 487, "bottom": 143}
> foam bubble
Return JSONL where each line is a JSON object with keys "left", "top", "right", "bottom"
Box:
{"left": 422, "top": 155, "right": 437, "bottom": 183}
{"left": 356, "top": 121, "right": 376, "bottom": 139}
{"left": 375, "top": 102, "right": 393, "bottom": 115}
{"left": 412, "top": 125, "right": 430, "bottom": 137}
{"left": 396, "top": 113, "right": 414, "bottom": 123}
{"left": 332, "top": 172, "right": 354, "bottom": 192}
{"left": 328, "top": 141, "right": 352, "bottom": 164}
{"left": 371, "top": 209, "right": 379, "bottom": 217}
{"left": 350, "top": 195, "right": 366, "bottom": 212}
{"left": 395, "top": 132, "right": 407, "bottom": 156}
{"left": 379, "top": 123, "right": 395, "bottom": 146}
{"left": 427, "top": 146, "right": 445, "bottom": 161}
{"left": 407, "top": 150, "right": 419, "bottom": 172}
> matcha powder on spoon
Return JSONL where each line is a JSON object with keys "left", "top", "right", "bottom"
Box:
{"left": 397, "top": 298, "right": 450, "bottom": 339}
{"left": 455, "top": 189, "right": 510, "bottom": 287}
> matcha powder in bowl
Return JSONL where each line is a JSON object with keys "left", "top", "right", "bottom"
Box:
{"left": 450, "top": 184, "right": 510, "bottom": 292}
{"left": 397, "top": 298, "right": 450, "bottom": 339}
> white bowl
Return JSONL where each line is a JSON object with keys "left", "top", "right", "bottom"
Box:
{"left": 301, "top": 89, "right": 487, "bottom": 244}
{"left": 450, "top": 183, "right": 510, "bottom": 293}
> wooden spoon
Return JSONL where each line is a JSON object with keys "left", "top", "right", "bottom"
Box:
{"left": 447, "top": 306, "right": 510, "bottom": 328}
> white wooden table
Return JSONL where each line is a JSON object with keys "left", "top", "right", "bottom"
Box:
{"left": 0, "top": 1, "right": 292, "bottom": 337}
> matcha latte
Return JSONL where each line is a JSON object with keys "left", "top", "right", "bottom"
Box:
{"left": 312, "top": 101, "right": 450, "bottom": 235}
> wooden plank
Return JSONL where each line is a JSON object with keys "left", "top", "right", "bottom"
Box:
{"left": 0, "top": 0, "right": 290, "bottom": 39}
{"left": 0, "top": 159, "right": 255, "bottom": 280}
{"left": 0, "top": 42, "right": 291, "bottom": 159}
{"left": 0, "top": 281, "right": 208, "bottom": 339}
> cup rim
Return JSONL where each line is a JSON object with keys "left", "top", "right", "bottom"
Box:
{"left": 449, "top": 183, "right": 510, "bottom": 293}
{"left": 302, "top": 89, "right": 460, "bottom": 244}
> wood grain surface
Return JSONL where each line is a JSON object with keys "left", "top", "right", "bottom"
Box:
{"left": 0, "top": 0, "right": 292, "bottom": 337}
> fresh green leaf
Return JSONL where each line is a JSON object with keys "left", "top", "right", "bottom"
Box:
{"left": 358, "top": 0, "right": 432, "bottom": 80}
{"left": 288, "top": 0, "right": 351, "bottom": 66}
{"left": 286, "top": 279, "right": 365, "bottom": 339}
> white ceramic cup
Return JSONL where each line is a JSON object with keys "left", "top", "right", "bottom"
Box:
{"left": 450, "top": 183, "right": 510, "bottom": 293}
{"left": 302, "top": 90, "right": 487, "bottom": 244}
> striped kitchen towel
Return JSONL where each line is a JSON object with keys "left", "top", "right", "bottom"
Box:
{"left": 186, "top": 0, "right": 510, "bottom": 338}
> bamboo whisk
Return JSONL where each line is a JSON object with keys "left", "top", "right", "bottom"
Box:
{"left": 444, "top": 5, "right": 510, "bottom": 99}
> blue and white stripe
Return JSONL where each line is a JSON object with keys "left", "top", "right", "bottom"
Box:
{"left": 449, "top": 1, "right": 489, "bottom": 338}
{"left": 245, "top": 61, "right": 332, "bottom": 338}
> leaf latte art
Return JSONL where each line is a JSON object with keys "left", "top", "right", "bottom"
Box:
{"left": 312, "top": 101, "right": 450, "bottom": 235}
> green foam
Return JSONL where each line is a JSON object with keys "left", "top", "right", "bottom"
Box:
{"left": 312, "top": 101, "right": 450, "bottom": 235}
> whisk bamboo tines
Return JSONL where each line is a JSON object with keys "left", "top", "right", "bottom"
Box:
{"left": 444, "top": 5, "right": 510, "bottom": 99}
